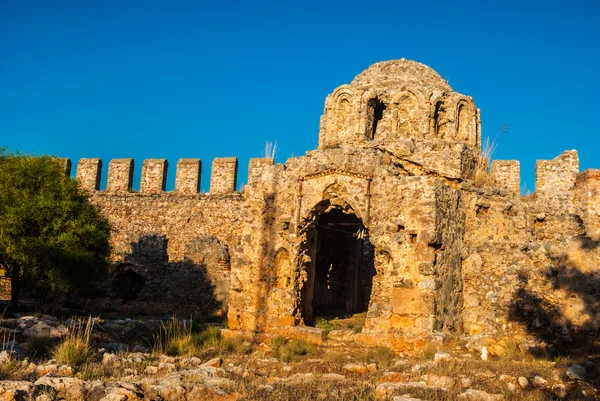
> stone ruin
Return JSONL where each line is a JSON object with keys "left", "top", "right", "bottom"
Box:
{"left": 66, "top": 59, "right": 599, "bottom": 352}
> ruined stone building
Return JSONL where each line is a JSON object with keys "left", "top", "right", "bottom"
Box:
{"left": 70, "top": 59, "right": 600, "bottom": 352}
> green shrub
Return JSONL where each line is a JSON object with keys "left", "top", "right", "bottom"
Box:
{"left": 315, "top": 317, "right": 333, "bottom": 331}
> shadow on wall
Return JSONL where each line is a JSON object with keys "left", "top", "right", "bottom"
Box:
{"left": 100, "top": 234, "right": 229, "bottom": 318}
{"left": 509, "top": 237, "right": 600, "bottom": 391}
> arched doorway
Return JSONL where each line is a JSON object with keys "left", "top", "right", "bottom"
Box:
{"left": 300, "top": 206, "right": 375, "bottom": 325}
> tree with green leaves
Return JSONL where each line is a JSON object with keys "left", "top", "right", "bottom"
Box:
{"left": 0, "top": 150, "right": 111, "bottom": 310}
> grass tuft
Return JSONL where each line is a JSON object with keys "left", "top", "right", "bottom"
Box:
{"left": 0, "top": 357, "right": 26, "bottom": 380}
{"left": 152, "top": 317, "right": 246, "bottom": 357}
{"left": 271, "top": 337, "right": 316, "bottom": 362}
{"left": 51, "top": 316, "right": 95, "bottom": 368}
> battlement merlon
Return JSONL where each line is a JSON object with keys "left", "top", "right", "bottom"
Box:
{"left": 535, "top": 150, "right": 579, "bottom": 195}
{"left": 248, "top": 158, "right": 274, "bottom": 187}
{"left": 57, "top": 158, "right": 72, "bottom": 176}
{"left": 140, "top": 159, "right": 168, "bottom": 194}
{"left": 490, "top": 160, "right": 520, "bottom": 196}
{"left": 76, "top": 158, "right": 102, "bottom": 191}
{"left": 210, "top": 157, "right": 238, "bottom": 194}
{"left": 175, "top": 159, "right": 201, "bottom": 194}
{"left": 107, "top": 158, "right": 134, "bottom": 193}
{"left": 575, "top": 169, "right": 600, "bottom": 240}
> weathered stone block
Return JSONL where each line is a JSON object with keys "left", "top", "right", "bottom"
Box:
{"left": 175, "top": 158, "right": 201, "bottom": 194}
{"left": 140, "top": 159, "right": 167, "bottom": 194}
{"left": 107, "top": 158, "right": 134, "bottom": 193}
{"left": 210, "top": 158, "right": 238, "bottom": 194}
{"left": 392, "top": 288, "right": 432, "bottom": 315}
{"left": 491, "top": 160, "right": 520, "bottom": 195}
{"left": 76, "top": 158, "right": 102, "bottom": 191}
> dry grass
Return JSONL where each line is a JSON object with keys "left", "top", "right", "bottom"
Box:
{"left": 0, "top": 357, "right": 26, "bottom": 380}
{"left": 241, "top": 378, "right": 376, "bottom": 401}
{"left": 324, "top": 312, "right": 366, "bottom": 333}
{"left": 51, "top": 316, "right": 95, "bottom": 368}
{"left": 474, "top": 125, "right": 509, "bottom": 187}
{"left": 474, "top": 136, "right": 496, "bottom": 187}
{"left": 152, "top": 317, "right": 247, "bottom": 358}
{"left": 357, "top": 347, "right": 397, "bottom": 369}
{"left": 263, "top": 141, "right": 278, "bottom": 159}
{"left": 77, "top": 357, "right": 154, "bottom": 380}
{"left": 270, "top": 337, "right": 316, "bottom": 363}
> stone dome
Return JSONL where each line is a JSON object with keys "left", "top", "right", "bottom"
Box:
{"left": 351, "top": 59, "right": 452, "bottom": 92}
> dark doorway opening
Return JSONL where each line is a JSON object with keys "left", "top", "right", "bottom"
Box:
{"left": 301, "top": 208, "right": 375, "bottom": 325}
{"left": 112, "top": 265, "right": 145, "bottom": 303}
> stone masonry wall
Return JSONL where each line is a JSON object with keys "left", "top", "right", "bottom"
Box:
{"left": 575, "top": 169, "right": 600, "bottom": 240}
{"left": 432, "top": 183, "right": 465, "bottom": 333}
{"left": 76, "top": 157, "right": 244, "bottom": 317}
{"left": 61, "top": 60, "right": 600, "bottom": 355}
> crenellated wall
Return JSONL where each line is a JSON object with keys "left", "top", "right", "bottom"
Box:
{"left": 69, "top": 156, "right": 257, "bottom": 316}
{"left": 45, "top": 59, "right": 599, "bottom": 355}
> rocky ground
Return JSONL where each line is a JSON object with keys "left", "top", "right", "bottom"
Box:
{"left": 0, "top": 315, "right": 598, "bottom": 400}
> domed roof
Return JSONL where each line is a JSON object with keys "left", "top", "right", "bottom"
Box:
{"left": 351, "top": 59, "right": 452, "bottom": 92}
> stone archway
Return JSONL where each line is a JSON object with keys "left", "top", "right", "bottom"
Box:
{"left": 299, "top": 202, "right": 375, "bottom": 326}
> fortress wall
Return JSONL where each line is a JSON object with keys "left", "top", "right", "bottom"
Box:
{"left": 461, "top": 188, "right": 532, "bottom": 339}
{"left": 527, "top": 151, "right": 584, "bottom": 241}
{"left": 432, "top": 183, "right": 465, "bottom": 333}
{"left": 460, "top": 154, "right": 600, "bottom": 354}
{"left": 575, "top": 169, "right": 600, "bottom": 240}
{"left": 490, "top": 160, "right": 520, "bottom": 196}
{"left": 72, "top": 157, "right": 245, "bottom": 316}
{"left": 535, "top": 150, "right": 579, "bottom": 198}
{"left": 87, "top": 192, "right": 244, "bottom": 316}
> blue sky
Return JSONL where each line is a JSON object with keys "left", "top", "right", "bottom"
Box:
{"left": 1, "top": 1, "right": 598, "bottom": 192}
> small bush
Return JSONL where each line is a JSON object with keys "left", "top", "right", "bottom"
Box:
{"left": 51, "top": 316, "right": 94, "bottom": 368}
{"left": 315, "top": 317, "right": 333, "bottom": 331}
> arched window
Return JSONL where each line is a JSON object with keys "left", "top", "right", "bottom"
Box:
{"left": 338, "top": 98, "right": 351, "bottom": 131}
{"left": 366, "top": 98, "right": 386, "bottom": 140}
{"left": 432, "top": 100, "right": 444, "bottom": 137}
{"left": 456, "top": 103, "right": 473, "bottom": 143}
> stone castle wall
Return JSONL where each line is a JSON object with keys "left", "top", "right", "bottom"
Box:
{"left": 73, "top": 156, "right": 247, "bottom": 316}
{"left": 54, "top": 59, "right": 599, "bottom": 355}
